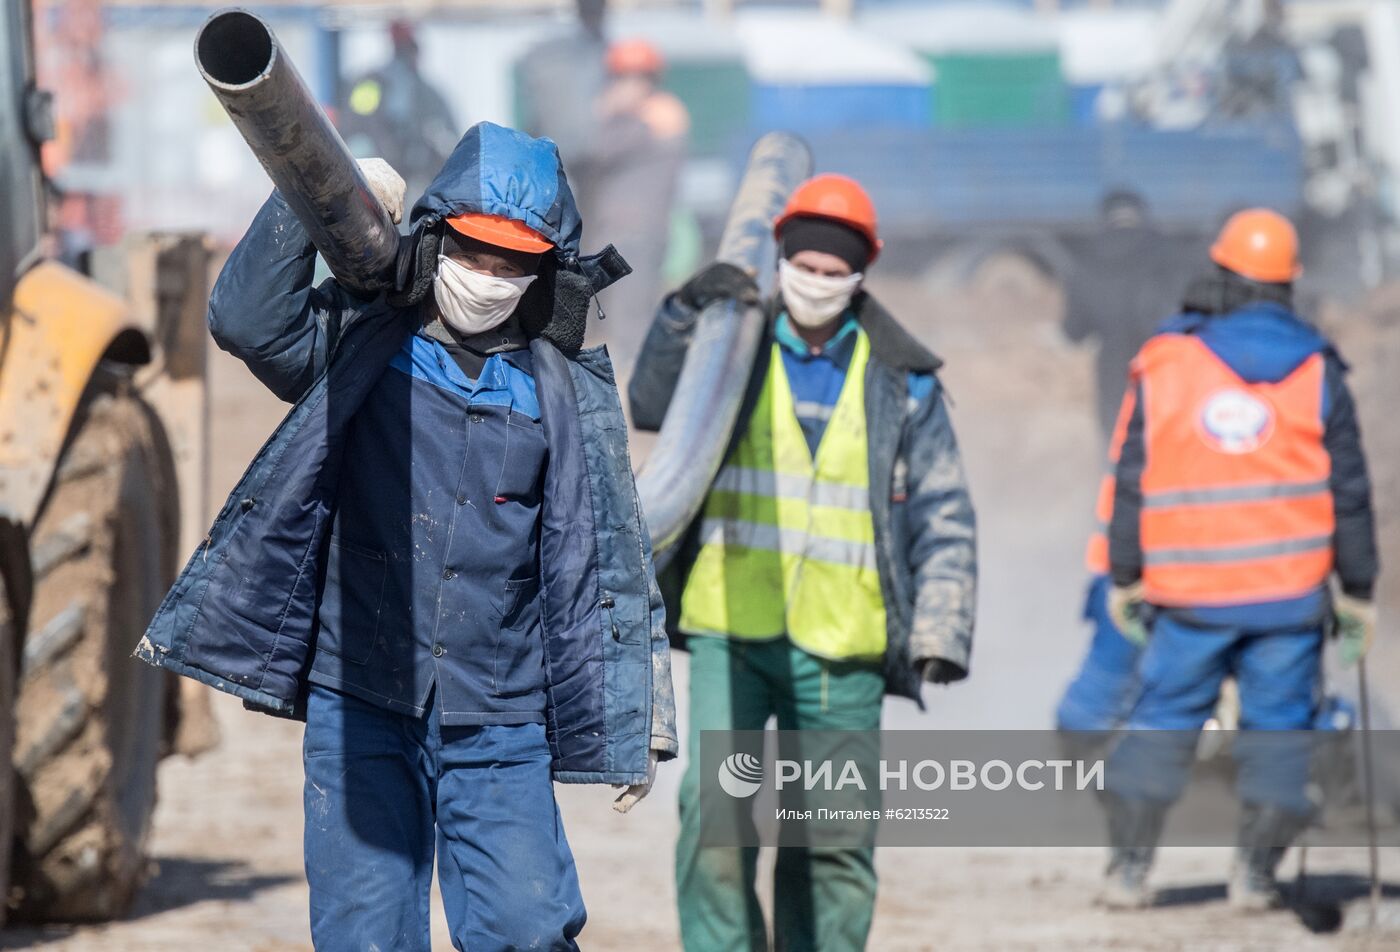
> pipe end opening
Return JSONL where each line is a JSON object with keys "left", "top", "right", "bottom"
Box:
{"left": 197, "top": 11, "right": 274, "bottom": 87}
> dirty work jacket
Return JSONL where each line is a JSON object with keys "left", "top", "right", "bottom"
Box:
{"left": 307, "top": 334, "right": 553, "bottom": 725}
{"left": 1109, "top": 303, "right": 1378, "bottom": 628}
{"left": 136, "top": 123, "right": 677, "bottom": 784}
{"left": 629, "top": 290, "right": 977, "bottom": 703}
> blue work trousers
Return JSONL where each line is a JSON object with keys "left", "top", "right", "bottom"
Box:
{"left": 1109, "top": 611, "right": 1323, "bottom": 815}
{"left": 302, "top": 684, "right": 585, "bottom": 951}
{"left": 1056, "top": 576, "right": 1142, "bottom": 732}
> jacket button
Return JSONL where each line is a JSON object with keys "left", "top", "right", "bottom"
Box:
{"left": 442, "top": 569, "right": 455, "bottom": 581}
{"left": 456, "top": 494, "right": 467, "bottom": 506}
{"left": 600, "top": 596, "right": 615, "bottom": 609}
{"left": 432, "top": 643, "right": 446, "bottom": 658}
{"left": 470, "top": 414, "right": 482, "bottom": 424}
{"left": 240, "top": 497, "right": 256, "bottom": 512}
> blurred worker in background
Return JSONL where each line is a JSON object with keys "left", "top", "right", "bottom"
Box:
{"left": 1055, "top": 404, "right": 1139, "bottom": 739}
{"left": 518, "top": 0, "right": 610, "bottom": 192}
{"left": 1219, "top": 0, "right": 1303, "bottom": 121}
{"left": 1063, "top": 190, "right": 1193, "bottom": 442}
{"left": 340, "top": 20, "right": 458, "bottom": 201}
{"left": 1099, "top": 209, "right": 1378, "bottom": 911}
{"left": 631, "top": 174, "right": 977, "bottom": 951}
{"left": 589, "top": 38, "right": 689, "bottom": 372}
{"left": 136, "top": 123, "right": 677, "bottom": 951}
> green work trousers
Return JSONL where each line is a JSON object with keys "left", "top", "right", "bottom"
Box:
{"left": 676, "top": 635, "right": 884, "bottom": 952}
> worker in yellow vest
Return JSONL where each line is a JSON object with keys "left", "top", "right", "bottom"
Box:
{"left": 630, "top": 174, "right": 977, "bottom": 951}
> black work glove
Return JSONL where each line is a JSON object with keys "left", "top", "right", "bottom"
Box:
{"left": 676, "top": 262, "right": 760, "bottom": 313}
{"left": 920, "top": 658, "right": 963, "bottom": 685}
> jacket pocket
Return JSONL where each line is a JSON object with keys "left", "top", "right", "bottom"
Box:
{"left": 493, "top": 413, "right": 548, "bottom": 506}
{"left": 317, "top": 537, "right": 387, "bottom": 665}
{"left": 493, "top": 575, "right": 545, "bottom": 698}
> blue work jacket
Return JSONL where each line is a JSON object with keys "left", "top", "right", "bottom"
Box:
{"left": 308, "top": 333, "right": 552, "bottom": 725}
{"left": 135, "top": 123, "right": 677, "bottom": 784}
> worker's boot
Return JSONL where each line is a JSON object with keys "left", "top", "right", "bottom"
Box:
{"left": 1227, "top": 802, "right": 1311, "bottom": 912}
{"left": 1097, "top": 795, "right": 1168, "bottom": 909}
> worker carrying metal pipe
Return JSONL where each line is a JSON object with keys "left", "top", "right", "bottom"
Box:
{"left": 1098, "top": 209, "right": 1379, "bottom": 912}
{"left": 630, "top": 173, "right": 977, "bottom": 951}
{"left": 136, "top": 122, "right": 677, "bottom": 950}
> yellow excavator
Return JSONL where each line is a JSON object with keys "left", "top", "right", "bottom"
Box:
{"left": 0, "top": 0, "right": 212, "bottom": 923}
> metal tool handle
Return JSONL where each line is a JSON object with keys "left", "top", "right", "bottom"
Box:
{"left": 1357, "top": 657, "right": 1381, "bottom": 927}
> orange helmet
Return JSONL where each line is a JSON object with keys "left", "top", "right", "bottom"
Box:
{"left": 606, "top": 38, "right": 665, "bottom": 76}
{"left": 445, "top": 212, "right": 553, "bottom": 254}
{"left": 774, "top": 174, "right": 882, "bottom": 263}
{"left": 1209, "top": 208, "right": 1302, "bottom": 284}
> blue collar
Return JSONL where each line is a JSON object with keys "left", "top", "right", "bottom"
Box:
{"left": 775, "top": 312, "right": 859, "bottom": 360}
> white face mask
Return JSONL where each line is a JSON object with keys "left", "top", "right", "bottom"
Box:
{"left": 433, "top": 255, "right": 537, "bottom": 335}
{"left": 778, "top": 258, "right": 862, "bottom": 329}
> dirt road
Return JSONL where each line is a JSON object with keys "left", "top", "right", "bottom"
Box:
{"left": 2, "top": 269, "right": 1396, "bottom": 951}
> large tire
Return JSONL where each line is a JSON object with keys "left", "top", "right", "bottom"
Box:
{"left": 8, "top": 377, "right": 174, "bottom": 921}
{"left": 0, "top": 576, "right": 15, "bottom": 925}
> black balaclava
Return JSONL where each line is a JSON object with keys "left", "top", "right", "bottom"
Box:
{"left": 780, "top": 216, "right": 871, "bottom": 274}
{"left": 1181, "top": 264, "right": 1293, "bottom": 317}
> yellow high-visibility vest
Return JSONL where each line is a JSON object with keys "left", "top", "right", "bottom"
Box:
{"left": 679, "top": 331, "right": 886, "bottom": 660}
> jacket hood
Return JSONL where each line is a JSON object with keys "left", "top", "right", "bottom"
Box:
{"left": 409, "top": 121, "right": 583, "bottom": 260}
{"left": 1159, "top": 302, "right": 1330, "bottom": 384}
{"left": 392, "top": 123, "right": 630, "bottom": 351}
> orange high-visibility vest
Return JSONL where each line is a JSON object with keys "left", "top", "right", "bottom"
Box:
{"left": 1135, "top": 334, "right": 1334, "bottom": 606}
{"left": 1085, "top": 387, "right": 1137, "bottom": 574}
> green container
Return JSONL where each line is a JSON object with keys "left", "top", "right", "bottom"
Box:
{"left": 663, "top": 58, "right": 750, "bottom": 156}
{"left": 928, "top": 51, "right": 1067, "bottom": 128}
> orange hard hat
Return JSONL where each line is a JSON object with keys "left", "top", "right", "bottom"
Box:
{"left": 445, "top": 212, "right": 553, "bottom": 254}
{"left": 1209, "top": 208, "right": 1302, "bottom": 283}
{"left": 606, "top": 38, "right": 665, "bottom": 76}
{"left": 774, "top": 174, "right": 883, "bottom": 263}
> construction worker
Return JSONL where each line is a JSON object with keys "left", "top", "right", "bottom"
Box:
{"left": 630, "top": 174, "right": 977, "bottom": 951}
{"left": 1099, "top": 209, "right": 1378, "bottom": 911}
{"left": 518, "top": 0, "right": 610, "bottom": 194}
{"left": 588, "top": 37, "right": 689, "bottom": 372}
{"left": 1062, "top": 190, "right": 1194, "bottom": 442}
{"left": 135, "top": 123, "right": 677, "bottom": 950}
{"left": 340, "top": 20, "right": 458, "bottom": 200}
{"left": 1055, "top": 404, "right": 1139, "bottom": 736}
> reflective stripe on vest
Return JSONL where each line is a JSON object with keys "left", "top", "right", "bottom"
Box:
{"left": 679, "top": 332, "right": 886, "bottom": 659}
{"left": 1136, "top": 334, "right": 1333, "bottom": 606}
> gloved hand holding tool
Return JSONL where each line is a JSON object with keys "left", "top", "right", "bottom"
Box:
{"left": 1333, "top": 591, "right": 1376, "bottom": 667}
{"left": 676, "top": 262, "right": 760, "bottom": 313}
{"left": 357, "top": 157, "right": 406, "bottom": 225}
{"left": 1107, "top": 582, "right": 1149, "bottom": 646}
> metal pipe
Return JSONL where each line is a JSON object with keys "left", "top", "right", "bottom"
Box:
{"left": 195, "top": 9, "right": 399, "bottom": 293}
{"left": 636, "top": 132, "right": 812, "bottom": 563}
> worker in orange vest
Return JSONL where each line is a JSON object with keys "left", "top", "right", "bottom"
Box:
{"left": 1097, "top": 210, "right": 1378, "bottom": 911}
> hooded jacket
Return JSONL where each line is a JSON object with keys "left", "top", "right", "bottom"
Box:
{"left": 135, "top": 123, "right": 675, "bottom": 784}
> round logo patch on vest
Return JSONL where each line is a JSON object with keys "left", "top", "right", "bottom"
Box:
{"left": 1198, "top": 388, "right": 1274, "bottom": 453}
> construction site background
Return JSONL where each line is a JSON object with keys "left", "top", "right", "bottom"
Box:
{"left": 8, "top": 0, "right": 1400, "bottom": 947}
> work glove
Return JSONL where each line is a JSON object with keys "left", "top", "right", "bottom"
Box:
{"left": 358, "top": 157, "right": 406, "bottom": 225}
{"left": 1333, "top": 591, "right": 1376, "bottom": 667}
{"left": 919, "top": 658, "right": 963, "bottom": 685}
{"left": 1107, "top": 582, "right": 1150, "bottom": 647}
{"left": 676, "top": 262, "right": 760, "bottom": 313}
{"left": 612, "top": 749, "right": 660, "bottom": 814}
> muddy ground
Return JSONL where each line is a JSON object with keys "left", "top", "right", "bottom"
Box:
{"left": 2, "top": 264, "right": 1398, "bottom": 951}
